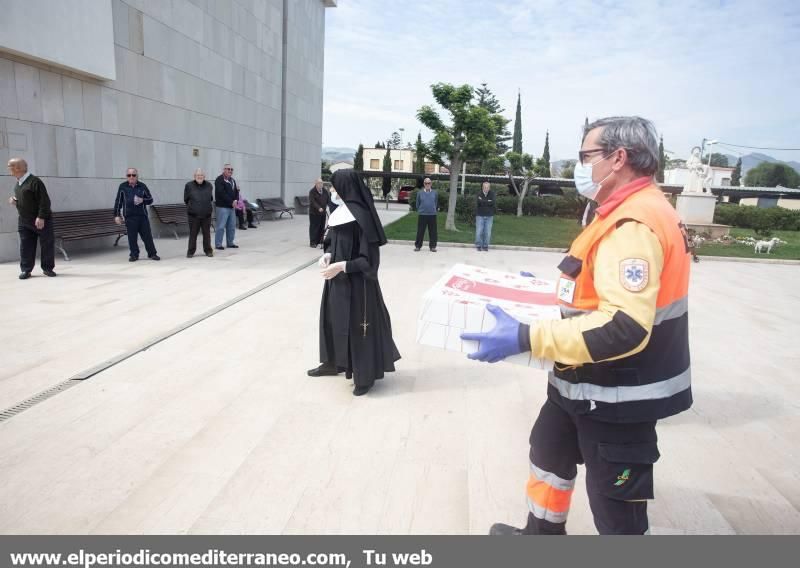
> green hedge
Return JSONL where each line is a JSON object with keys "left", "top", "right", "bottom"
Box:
{"left": 409, "top": 189, "right": 585, "bottom": 224}
{"left": 714, "top": 204, "right": 800, "bottom": 233}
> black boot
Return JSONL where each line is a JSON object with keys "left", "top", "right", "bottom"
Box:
{"left": 307, "top": 363, "right": 340, "bottom": 377}
{"left": 489, "top": 523, "right": 524, "bottom": 536}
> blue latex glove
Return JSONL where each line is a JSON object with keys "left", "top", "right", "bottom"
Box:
{"left": 460, "top": 304, "right": 528, "bottom": 363}
{"left": 520, "top": 271, "right": 535, "bottom": 277}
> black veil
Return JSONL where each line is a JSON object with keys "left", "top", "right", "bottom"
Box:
{"left": 330, "top": 169, "right": 387, "bottom": 246}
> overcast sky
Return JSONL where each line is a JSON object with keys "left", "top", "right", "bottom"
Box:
{"left": 321, "top": 0, "right": 800, "bottom": 164}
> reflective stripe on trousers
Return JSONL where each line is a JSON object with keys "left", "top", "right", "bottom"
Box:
{"left": 526, "top": 462, "right": 576, "bottom": 524}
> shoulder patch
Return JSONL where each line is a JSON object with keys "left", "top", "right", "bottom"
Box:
{"left": 619, "top": 258, "right": 649, "bottom": 292}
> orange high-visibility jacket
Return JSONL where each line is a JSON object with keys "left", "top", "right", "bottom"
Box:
{"left": 530, "top": 178, "right": 692, "bottom": 422}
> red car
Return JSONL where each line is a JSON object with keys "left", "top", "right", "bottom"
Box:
{"left": 397, "top": 185, "right": 416, "bottom": 203}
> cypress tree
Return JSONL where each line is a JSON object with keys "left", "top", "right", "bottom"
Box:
{"left": 657, "top": 136, "right": 665, "bottom": 183}
{"left": 731, "top": 157, "right": 742, "bottom": 186}
{"left": 512, "top": 91, "right": 522, "bottom": 154}
{"left": 353, "top": 144, "right": 364, "bottom": 171}
{"left": 542, "top": 130, "right": 550, "bottom": 169}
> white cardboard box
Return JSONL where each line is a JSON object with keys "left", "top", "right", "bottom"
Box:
{"left": 416, "top": 264, "right": 561, "bottom": 369}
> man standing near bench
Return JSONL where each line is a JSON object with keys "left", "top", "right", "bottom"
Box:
{"left": 6, "top": 158, "right": 56, "bottom": 279}
{"left": 114, "top": 168, "right": 160, "bottom": 262}
{"left": 214, "top": 164, "right": 239, "bottom": 250}
{"left": 184, "top": 168, "right": 214, "bottom": 258}
{"left": 308, "top": 178, "right": 329, "bottom": 248}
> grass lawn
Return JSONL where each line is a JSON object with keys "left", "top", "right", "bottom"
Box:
{"left": 384, "top": 212, "right": 582, "bottom": 248}
{"left": 385, "top": 213, "right": 800, "bottom": 260}
{"left": 697, "top": 228, "right": 800, "bottom": 260}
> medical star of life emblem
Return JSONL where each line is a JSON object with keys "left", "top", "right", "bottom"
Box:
{"left": 619, "top": 258, "right": 649, "bottom": 292}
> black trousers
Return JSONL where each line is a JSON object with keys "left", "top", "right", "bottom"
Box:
{"left": 18, "top": 217, "right": 55, "bottom": 273}
{"left": 236, "top": 208, "right": 254, "bottom": 227}
{"left": 125, "top": 216, "right": 157, "bottom": 258}
{"left": 309, "top": 214, "right": 325, "bottom": 246}
{"left": 187, "top": 215, "right": 212, "bottom": 255}
{"left": 522, "top": 399, "right": 658, "bottom": 535}
{"left": 415, "top": 214, "right": 438, "bottom": 249}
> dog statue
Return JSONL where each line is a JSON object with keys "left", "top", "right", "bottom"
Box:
{"left": 754, "top": 237, "right": 780, "bottom": 254}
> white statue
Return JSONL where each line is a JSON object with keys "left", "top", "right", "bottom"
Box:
{"left": 702, "top": 164, "right": 714, "bottom": 193}
{"left": 682, "top": 146, "right": 705, "bottom": 194}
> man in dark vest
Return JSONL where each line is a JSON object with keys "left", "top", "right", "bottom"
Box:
{"left": 7, "top": 158, "right": 56, "bottom": 279}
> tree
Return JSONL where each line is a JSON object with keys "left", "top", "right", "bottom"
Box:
{"left": 512, "top": 91, "right": 522, "bottom": 154}
{"left": 744, "top": 162, "right": 800, "bottom": 188}
{"left": 584, "top": 116, "right": 589, "bottom": 133}
{"left": 417, "top": 83, "right": 502, "bottom": 231}
{"left": 413, "top": 133, "right": 426, "bottom": 177}
{"left": 657, "top": 136, "right": 665, "bottom": 183}
{"left": 375, "top": 140, "right": 385, "bottom": 149}
{"left": 532, "top": 132, "right": 551, "bottom": 177}
{"left": 382, "top": 145, "right": 392, "bottom": 197}
{"left": 321, "top": 160, "right": 331, "bottom": 175}
{"left": 507, "top": 152, "right": 536, "bottom": 217}
{"left": 353, "top": 144, "right": 364, "bottom": 171}
{"left": 475, "top": 83, "right": 511, "bottom": 174}
{"left": 731, "top": 157, "right": 742, "bottom": 186}
{"left": 708, "top": 153, "right": 729, "bottom": 167}
{"left": 388, "top": 131, "right": 402, "bottom": 149}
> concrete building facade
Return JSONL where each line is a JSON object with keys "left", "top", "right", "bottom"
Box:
{"left": 0, "top": 0, "right": 335, "bottom": 261}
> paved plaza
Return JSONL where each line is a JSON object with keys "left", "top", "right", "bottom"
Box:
{"left": 0, "top": 210, "right": 799, "bottom": 534}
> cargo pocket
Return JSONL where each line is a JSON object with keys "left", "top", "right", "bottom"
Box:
{"left": 595, "top": 442, "right": 660, "bottom": 501}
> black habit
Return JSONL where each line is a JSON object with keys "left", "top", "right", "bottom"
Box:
{"left": 318, "top": 170, "right": 400, "bottom": 390}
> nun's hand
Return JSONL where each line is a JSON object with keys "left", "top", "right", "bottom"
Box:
{"left": 321, "top": 261, "right": 345, "bottom": 280}
{"left": 318, "top": 252, "right": 331, "bottom": 268}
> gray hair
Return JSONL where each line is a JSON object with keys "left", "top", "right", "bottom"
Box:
{"left": 583, "top": 116, "right": 659, "bottom": 177}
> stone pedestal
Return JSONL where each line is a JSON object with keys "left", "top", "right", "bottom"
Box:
{"left": 676, "top": 193, "right": 729, "bottom": 238}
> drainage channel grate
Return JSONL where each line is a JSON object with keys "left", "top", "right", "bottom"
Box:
{"left": 0, "top": 257, "right": 318, "bottom": 425}
{"left": 0, "top": 379, "right": 83, "bottom": 423}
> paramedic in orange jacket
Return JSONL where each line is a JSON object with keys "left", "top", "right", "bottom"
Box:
{"left": 462, "top": 116, "right": 693, "bottom": 535}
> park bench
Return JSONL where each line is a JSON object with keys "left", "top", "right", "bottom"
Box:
{"left": 151, "top": 204, "right": 217, "bottom": 239}
{"left": 52, "top": 209, "right": 127, "bottom": 261}
{"left": 257, "top": 197, "right": 294, "bottom": 220}
{"left": 294, "top": 195, "right": 310, "bottom": 215}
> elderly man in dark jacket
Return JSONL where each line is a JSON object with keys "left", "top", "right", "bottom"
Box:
{"left": 308, "top": 178, "right": 329, "bottom": 247}
{"left": 7, "top": 157, "right": 56, "bottom": 279}
{"left": 184, "top": 168, "right": 214, "bottom": 258}
{"left": 114, "top": 167, "right": 159, "bottom": 262}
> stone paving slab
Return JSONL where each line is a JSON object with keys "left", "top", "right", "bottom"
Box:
{"left": 0, "top": 211, "right": 798, "bottom": 534}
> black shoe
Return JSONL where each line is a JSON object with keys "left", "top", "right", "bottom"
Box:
{"left": 483, "top": 247, "right": 489, "bottom": 252}
{"left": 187, "top": 253, "right": 194, "bottom": 258}
{"left": 430, "top": 248, "right": 437, "bottom": 252}
{"left": 414, "top": 247, "right": 421, "bottom": 252}
{"left": 19, "top": 272, "right": 31, "bottom": 280}
{"left": 353, "top": 385, "right": 371, "bottom": 396}
{"left": 205, "top": 251, "right": 214, "bottom": 257}
{"left": 215, "top": 246, "right": 225, "bottom": 250}
{"left": 149, "top": 255, "right": 161, "bottom": 261}
{"left": 248, "top": 223, "right": 257, "bottom": 228}
{"left": 228, "top": 244, "right": 239, "bottom": 249}
{"left": 310, "top": 244, "right": 318, "bottom": 248}
{"left": 129, "top": 256, "right": 138, "bottom": 262}
{"left": 489, "top": 523, "right": 524, "bottom": 536}
{"left": 43, "top": 269, "right": 57, "bottom": 277}
{"left": 239, "top": 225, "right": 247, "bottom": 230}
{"left": 307, "top": 364, "right": 340, "bottom": 377}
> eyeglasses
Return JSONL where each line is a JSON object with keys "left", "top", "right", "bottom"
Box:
{"left": 224, "top": 168, "right": 233, "bottom": 172}
{"left": 578, "top": 148, "right": 607, "bottom": 165}
{"left": 126, "top": 173, "right": 137, "bottom": 178}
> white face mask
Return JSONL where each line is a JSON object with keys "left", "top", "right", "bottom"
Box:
{"left": 573, "top": 153, "right": 615, "bottom": 201}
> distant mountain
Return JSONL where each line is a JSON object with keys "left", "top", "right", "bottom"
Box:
{"left": 322, "top": 147, "right": 356, "bottom": 164}
{"left": 721, "top": 152, "right": 800, "bottom": 179}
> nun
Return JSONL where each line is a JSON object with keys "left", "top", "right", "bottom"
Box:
{"left": 306, "top": 169, "right": 401, "bottom": 396}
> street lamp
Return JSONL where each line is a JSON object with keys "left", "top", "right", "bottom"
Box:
{"left": 702, "top": 138, "right": 718, "bottom": 166}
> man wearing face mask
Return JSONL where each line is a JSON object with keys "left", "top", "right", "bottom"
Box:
{"left": 463, "top": 117, "right": 693, "bottom": 535}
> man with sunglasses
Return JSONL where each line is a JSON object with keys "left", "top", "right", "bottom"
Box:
{"left": 464, "top": 117, "right": 693, "bottom": 535}
{"left": 214, "top": 164, "right": 239, "bottom": 250}
{"left": 114, "top": 168, "right": 160, "bottom": 262}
